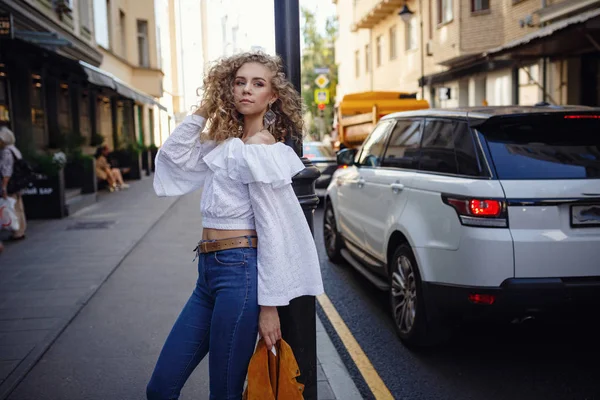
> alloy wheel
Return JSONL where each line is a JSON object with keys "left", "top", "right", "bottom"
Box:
{"left": 391, "top": 255, "right": 417, "bottom": 335}
{"left": 323, "top": 207, "right": 337, "bottom": 256}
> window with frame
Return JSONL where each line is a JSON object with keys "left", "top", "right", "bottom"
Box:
{"left": 376, "top": 35, "right": 382, "bottom": 67}
{"left": 357, "top": 121, "right": 393, "bottom": 167}
{"left": 0, "top": 64, "right": 10, "bottom": 126}
{"left": 471, "top": 0, "right": 490, "bottom": 12}
{"left": 106, "top": 0, "right": 112, "bottom": 49}
{"left": 355, "top": 50, "right": 360, "bottom": 77}
{"left": 118, "top": 10, "right": 126, "bottom": 57}
{"left": 79, "top": 0, "right": 90, "bottom": 31}
{"left": 80, "top": 90, "right": 91, "bottom": 140}
{"left": 420, "top": 119, "right": 482, "bottom": 176}
{"left": 405, "top": 17, "right": 418, "bottom": 50}
{"left": 365, "top": 44, "right": 371, "bottom": 73}
{"left": 381, "top": 119, "right": 423, "bottom": 169}
{"left": 389, "top": 25, "right": 397, "bottom": 60}
{"left": 437, "top": 0, "right": 453, "bottom": 24}
{"left": 137, "top": 20, "right": 150, "bottom": 67}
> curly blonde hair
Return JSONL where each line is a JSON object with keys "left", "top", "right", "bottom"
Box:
{"left": 199, "top": 52, "right": 304, "bottom": 143}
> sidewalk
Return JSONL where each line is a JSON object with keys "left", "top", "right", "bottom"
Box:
{"left": 0, "top": 177, "right": 361, "bottom": 400}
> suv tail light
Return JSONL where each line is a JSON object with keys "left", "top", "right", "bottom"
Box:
{"left": 442, "top": 195, "right": 508, "bottom": 228}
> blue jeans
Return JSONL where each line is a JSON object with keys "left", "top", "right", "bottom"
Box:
{"left": 147, "top": 239, "right": 260, "bottom": 400}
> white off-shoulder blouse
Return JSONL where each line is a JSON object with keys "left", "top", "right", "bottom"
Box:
{"left": 153, "top": 114, "right": 324, "bottom": 306}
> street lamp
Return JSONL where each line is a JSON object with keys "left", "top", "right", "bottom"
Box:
{"left": 398, "top": 1, "right": 425, "bottom": 99}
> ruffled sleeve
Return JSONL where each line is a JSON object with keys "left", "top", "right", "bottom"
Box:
{"left": 202, "top": 138, "right": 305, "bottom": 188}
{"left": 153, "top": 115, "right": 217, "bottom": 196}
{"left": 248, "top": 182, "right": 324, "bottom": 306}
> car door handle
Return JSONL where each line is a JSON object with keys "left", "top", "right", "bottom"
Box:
{"left": 390, "top": 183, "right": 404, "bottom": 193}
{"left": 357, "top": 178, "right": 365, "bottom": 188}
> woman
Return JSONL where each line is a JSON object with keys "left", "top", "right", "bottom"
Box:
{"left": 146, "top": 52, "right": 323, "bottom": 400}
{"left": 0, "top": 126, "right": 27, "bottom": 241}
{"left": 94, "top": 145, "right": 129, "bottom": 191}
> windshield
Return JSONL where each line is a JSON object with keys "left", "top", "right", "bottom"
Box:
{"left": 304, "top": 143, "right": 334, "bottom": 159}
{"left": 479, "top": 116, "right": 600, "bottom": 180}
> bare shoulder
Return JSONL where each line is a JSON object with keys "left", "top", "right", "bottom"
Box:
{"left": 245, "top": 130, "right": 277, "bottom": 145}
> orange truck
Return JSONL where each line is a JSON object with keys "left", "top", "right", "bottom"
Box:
{"left": 336, "top": 91, "right": 429, "bottom": 149}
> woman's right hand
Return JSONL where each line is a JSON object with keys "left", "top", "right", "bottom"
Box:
{"left": 259, "top": 306, "right": 281, "bottom": 351}
{"left": 194, "top": 102, "right": 209, "bottom": 119}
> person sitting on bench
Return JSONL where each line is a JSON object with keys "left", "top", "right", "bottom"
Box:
{"left": 95, "top": 145, "right": 129, "bottom": 192}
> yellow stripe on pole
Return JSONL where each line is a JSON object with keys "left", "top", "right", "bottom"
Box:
{"left": 317, "top": 294, "right": 395, "bottom": 400}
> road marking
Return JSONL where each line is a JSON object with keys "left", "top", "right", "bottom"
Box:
{"left": 317, "top": 293, "right": 394, "bottom": 400}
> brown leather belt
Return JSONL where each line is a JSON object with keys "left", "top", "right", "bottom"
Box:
{"left": 197, "top": 237, "right": 258, "bottom": 254}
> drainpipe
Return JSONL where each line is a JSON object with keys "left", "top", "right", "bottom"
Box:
{"left": 541, "top": 0, "right": 548, "bottom": 102}
{"left": 369, "top": 28, "right": 374, "bottom": 91}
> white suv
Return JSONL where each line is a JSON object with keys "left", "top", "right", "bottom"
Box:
{"left": 324, "top": 106, "right": 600, "bottom": 346}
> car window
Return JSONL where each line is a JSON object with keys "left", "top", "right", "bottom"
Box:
{"left": 419, "top": 119, "right": 483, "bottom": 176}
{"left": 479, "top": 115, "right": 600, "bottom": 180}
{"left": 420, "top": 120, "right": 457, "bottom": 174}
{"left": 381, "top": 119, "right": 422, "bottom": 169}
{"left": 303, "top": 143, "right": 334, "bottom": 159}
{"left": 453, "top": 122, "right": 483, "bottom": 176}
{"left": 357, "top": 121, "right": 393, "bottom": 167}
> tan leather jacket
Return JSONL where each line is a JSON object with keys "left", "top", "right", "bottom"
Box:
{"left": 243, "top": 339, "right": 304, "bottom": 400}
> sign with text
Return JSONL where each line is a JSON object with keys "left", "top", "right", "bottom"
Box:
{"left": 314, "top": 67, "right": 330, "bottom": 74}
{"left": 438, "top": 87, "right": 452, "bottom": 101}
{"left": 0, "top": 13, "right": 13, "bottom": 39}
{"left": 314, "top": 89, "right": 330, "bottom": 105}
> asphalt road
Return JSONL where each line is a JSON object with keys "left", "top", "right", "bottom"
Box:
{"left": 313, "top": 205, "right": 600, "bottom": 400}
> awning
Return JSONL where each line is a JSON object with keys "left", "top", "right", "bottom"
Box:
{"left": 419, "top": 60, "right": 515, "bottom": 87}
{"left": 14, "top": 31, "right": 72, "bottom": 51}
{"left": 79, "top": 61, "right": 167, "bottom": 111}
{"left": 485, "top": 7, "right": 600, "bottom": 58}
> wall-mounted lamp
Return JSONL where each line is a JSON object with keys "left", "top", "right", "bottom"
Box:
{"left": 398, "top": 4, "right": 414, "bottom": 23}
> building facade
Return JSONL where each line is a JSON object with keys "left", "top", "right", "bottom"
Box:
{"left": 334, "top": 0, "right": 600, "bottom": 109}
{"left": 92, "top": 0, "right": 168, "bottom": 149}
{"left": 0, "top": 0, "right": 103, "bottom": 154}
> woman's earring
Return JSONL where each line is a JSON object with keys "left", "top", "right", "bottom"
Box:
{"left": 263, "top": 102, "right": 276, "bottom": 128}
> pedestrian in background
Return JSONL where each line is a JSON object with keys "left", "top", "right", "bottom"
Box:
{"left": 0, "top": 126, "right": 27, "bottom": 242}
{"left": 147, "top": 52, "right": 324, "bottom": 400}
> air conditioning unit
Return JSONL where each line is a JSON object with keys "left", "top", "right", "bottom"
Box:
{"left": 426, "top": 40, "right": 433, "bottom": 56}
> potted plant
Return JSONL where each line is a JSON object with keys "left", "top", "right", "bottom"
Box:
{"left": 64, "top": 151, "right": 97, "bottom": 194}
{"left": 21, "top": 151, "right": 68, "bottom": 219}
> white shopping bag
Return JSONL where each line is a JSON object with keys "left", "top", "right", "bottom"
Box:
{"left": 0, "top": 197, "right": 20, "bottom": 232}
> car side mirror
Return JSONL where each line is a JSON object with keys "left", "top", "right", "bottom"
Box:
{"left": 336, "top": 148, "right": 357, "bottom": 166}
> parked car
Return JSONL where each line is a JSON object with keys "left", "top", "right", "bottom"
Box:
{"left": 324, "top": 106, "right": 600, "bottom": 347}
{"left": 303, "top": 141, "right": 337, "bottom": 198}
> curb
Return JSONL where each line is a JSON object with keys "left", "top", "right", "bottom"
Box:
{"left": 317, "top": 314, "right": 363, "bottom": 400}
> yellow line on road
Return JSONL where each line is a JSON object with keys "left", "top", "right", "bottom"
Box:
{"left": 317, "top": 293, "right": 394, "bottom": 400}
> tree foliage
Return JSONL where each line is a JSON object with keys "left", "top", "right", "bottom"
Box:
{"left": 301, "top": 7, "right": 338, "bottom": 139}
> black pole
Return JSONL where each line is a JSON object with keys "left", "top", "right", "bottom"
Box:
{"left": 274, "top": 1, "right": 320, "bottom": 399}
{"left": 419, "top": 0, "right": 425, "bottom": 100}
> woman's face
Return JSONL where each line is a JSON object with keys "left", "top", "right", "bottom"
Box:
{"left": 233, "top": 62, "right": 277, "bottom": 116}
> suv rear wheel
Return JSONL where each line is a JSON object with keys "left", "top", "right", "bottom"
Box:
{"left": 389, "top": 244, "right": 441, "bottom": 347}
{"left": 323, "top": 203, "right": 344, "bottom": 264}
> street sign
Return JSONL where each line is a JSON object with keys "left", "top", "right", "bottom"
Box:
{"left": 314, "top": 89, "right": 330, "bottom": 105}
{"left": 0, "top": 13, "right": 14, "bottom": 39}
{"left": 314, "top": 74, "right": 329, "bottom": 89}
{"left": 314, "top": 67, "right": 330, "bottom": 74}
{"left": 438, "top": 87, "right": 451, "bottom": 101}
{"left": 317, "top": 103, "right": 326, "bottom": 110}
